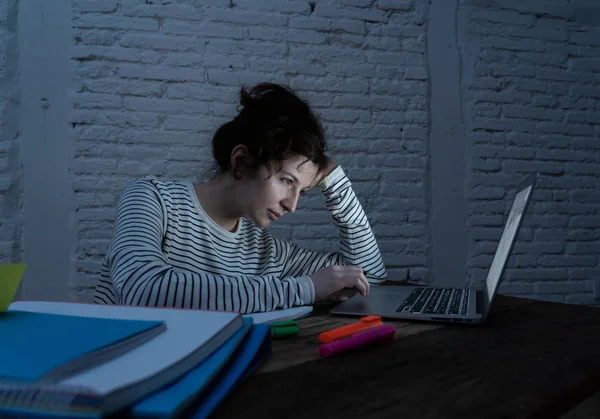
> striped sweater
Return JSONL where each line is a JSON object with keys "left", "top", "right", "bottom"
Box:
{"left": 93, "top": 166, "right": 387, "bottom": 314}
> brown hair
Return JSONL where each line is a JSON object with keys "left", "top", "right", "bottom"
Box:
{"left": 211, "top": 82, "right": 328, "bottom": 179}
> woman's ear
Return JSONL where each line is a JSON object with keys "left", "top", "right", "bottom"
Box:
{"left": 230, "top": 144, "right": 249, "bottom": 180}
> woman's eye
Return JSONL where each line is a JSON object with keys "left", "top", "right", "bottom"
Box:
{"left": 282, "top": 178, "right": 293, "bottom": 186}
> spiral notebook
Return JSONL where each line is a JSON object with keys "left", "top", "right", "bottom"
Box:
{"left": 1, "top": 302, "right": 244, "bottom": 418}
{"left": 0, "top": 310, "right": 165, "bottom": 383}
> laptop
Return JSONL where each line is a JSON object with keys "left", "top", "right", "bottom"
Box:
{"left": 330, "top": 173, "right": 538, "bottom": 324}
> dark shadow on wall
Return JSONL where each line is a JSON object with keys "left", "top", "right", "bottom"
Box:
{"left": 0, "top": 0, "right": 22, "bottom": 263}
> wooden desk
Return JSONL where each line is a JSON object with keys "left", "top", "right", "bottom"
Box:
{"left": 214, "top": 293, "right": 600, "bottom": 419}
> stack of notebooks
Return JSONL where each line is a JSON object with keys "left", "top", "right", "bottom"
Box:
{"left": 0, "top": 265, "right": 312, "bottom": 418}
{"left": 0, "top": 264, "right": 313, "bottom": 418}
{"left": 0, "top": 301, "right": 276, "bottom": 418}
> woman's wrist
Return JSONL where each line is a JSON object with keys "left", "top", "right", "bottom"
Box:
{"left": 319, "top": 165, "right": 345, "bottom": 190}
{"left": 317, "top": 158, "right": 339, "bottom": 187}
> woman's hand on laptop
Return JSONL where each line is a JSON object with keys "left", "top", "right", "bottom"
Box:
{"left": 310, "top": 265, "right": 370, "bottom": 302}
{"left": 327, "top": 287, "right": 359, "bottom": 302}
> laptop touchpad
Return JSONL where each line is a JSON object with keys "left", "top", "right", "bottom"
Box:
{"left": 336, "top": 291, "right": 406, "bottom": 314}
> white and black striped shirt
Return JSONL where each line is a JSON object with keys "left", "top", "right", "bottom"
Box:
{"left": 93, "top": 166, "right": 387, "bottom": 314}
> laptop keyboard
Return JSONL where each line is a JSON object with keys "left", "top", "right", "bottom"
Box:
{"left": 396, "top": 288, "right": 471, "bottom": 316}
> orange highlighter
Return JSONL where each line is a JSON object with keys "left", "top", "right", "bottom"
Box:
{"left": 319, "top": 315, "right": 383, "bottom": 344}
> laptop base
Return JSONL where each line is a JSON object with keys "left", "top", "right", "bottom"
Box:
{"left": 329, "top": 285, "right": 483, "bottom": 324}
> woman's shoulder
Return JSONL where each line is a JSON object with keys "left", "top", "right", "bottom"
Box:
{"left": 126, "top": 175, "right": 191, "bottom": 195}
{"left": 121, "top": 176, "right": 202, "bottom": 221}
{"left": 120, "top": 176, "right": 196, "bottom": 213}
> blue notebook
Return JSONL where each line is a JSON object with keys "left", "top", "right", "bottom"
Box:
{"left": 189, "top": 322, "right": 271, "bottom": 419}
{"left": 130, "top": 320, "right": 271, "bottom": 419}
{"left": 130, "top": 319, "right": 253, "bottom": 418}
{"left": 0, "top": 310, "right": 165, "bottom": 383}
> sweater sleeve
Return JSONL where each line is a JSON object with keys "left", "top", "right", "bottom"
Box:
{"left": 105, "top": 178, "right": 315, "bottom": 314}
{"left": 280, "top": 166, "right": 387, "bottom": 284}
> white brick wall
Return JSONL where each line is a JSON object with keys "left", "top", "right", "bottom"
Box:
{"left": 0, "top": 0, "right": 21, "bottom": 266}
{"left": 462, "top": 3, "right": 600, "bottom": 304}
{"left": 1, "top": 0, "right": 597, "bottom": 305}
{"left": 69, "top": 0, "right": 431, "bottom": 300}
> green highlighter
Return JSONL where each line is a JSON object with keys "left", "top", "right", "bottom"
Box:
{"left": 270, "top": 320, "right": 299, "bottom": 339}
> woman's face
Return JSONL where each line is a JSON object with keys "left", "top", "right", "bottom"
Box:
{"left": 241, "top": 154, "right": 319, "bottom": 228}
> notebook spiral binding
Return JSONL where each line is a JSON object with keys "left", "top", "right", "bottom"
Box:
{"left": 0, "top": 382, "right": 102, "bottom": 416}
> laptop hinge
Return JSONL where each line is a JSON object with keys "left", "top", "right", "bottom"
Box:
{"left": 476, "top": 290, "right": 484, "bottom": 315}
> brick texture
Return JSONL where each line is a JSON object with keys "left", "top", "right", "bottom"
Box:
{"left": 69, "top": 0, "right": 430, "bottom": 297}
{"left": 0, "top": 0, "right": 21, "bottom": 265}
{"left": 0, "top": 0, "right": 594, "bottom": 305}
{"left": 463, "top": 4, "right": 600, "bottom": 304}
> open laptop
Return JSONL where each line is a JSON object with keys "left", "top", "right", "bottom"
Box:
{"left": 330, "top": 173, "right": 538, "bottom": 324}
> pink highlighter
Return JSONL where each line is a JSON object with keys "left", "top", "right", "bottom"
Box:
{"left": 319, "top": 324, "right": 396, "bottom": 358}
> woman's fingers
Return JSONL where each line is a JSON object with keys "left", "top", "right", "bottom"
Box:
{"left": 348, "top": 266, "right": 370, "bottom": 296}
{"left": 346, "top": 274, "right": 368, "bottom": 297}
{"left": 359, "top": 270, "right": 370, "bottom": 296}
{"left": 333, "top": 266, "right": 370, "bottom": 297}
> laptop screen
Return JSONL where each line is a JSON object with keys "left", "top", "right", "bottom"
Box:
{"left": 484, "top": 184, "right": 533, "bottom": 304}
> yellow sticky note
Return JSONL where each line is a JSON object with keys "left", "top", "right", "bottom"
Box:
{"left": 0, "top": 264, "right": 26, "bottom": 311}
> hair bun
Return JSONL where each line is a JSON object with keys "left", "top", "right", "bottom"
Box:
{"left": 210, "top": 82, "right": 327, "bottom": 178}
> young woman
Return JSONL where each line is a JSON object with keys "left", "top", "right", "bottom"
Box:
{"left": 93, "top": 83, "right": 387, "bottom": 314}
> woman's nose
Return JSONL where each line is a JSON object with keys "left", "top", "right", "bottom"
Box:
{"left": 282, "top": 193, "right": 299, "bottom": 214}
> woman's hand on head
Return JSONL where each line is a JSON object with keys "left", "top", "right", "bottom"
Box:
{"left": 312, "top": 156, "right": 339, "bottom": 188}
{"left": 310, "top": 265, "right": 369, "bottom": 303}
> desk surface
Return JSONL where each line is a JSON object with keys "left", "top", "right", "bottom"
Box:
{"left": 215, "top": 292, "right": 600, "bottom": 419}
